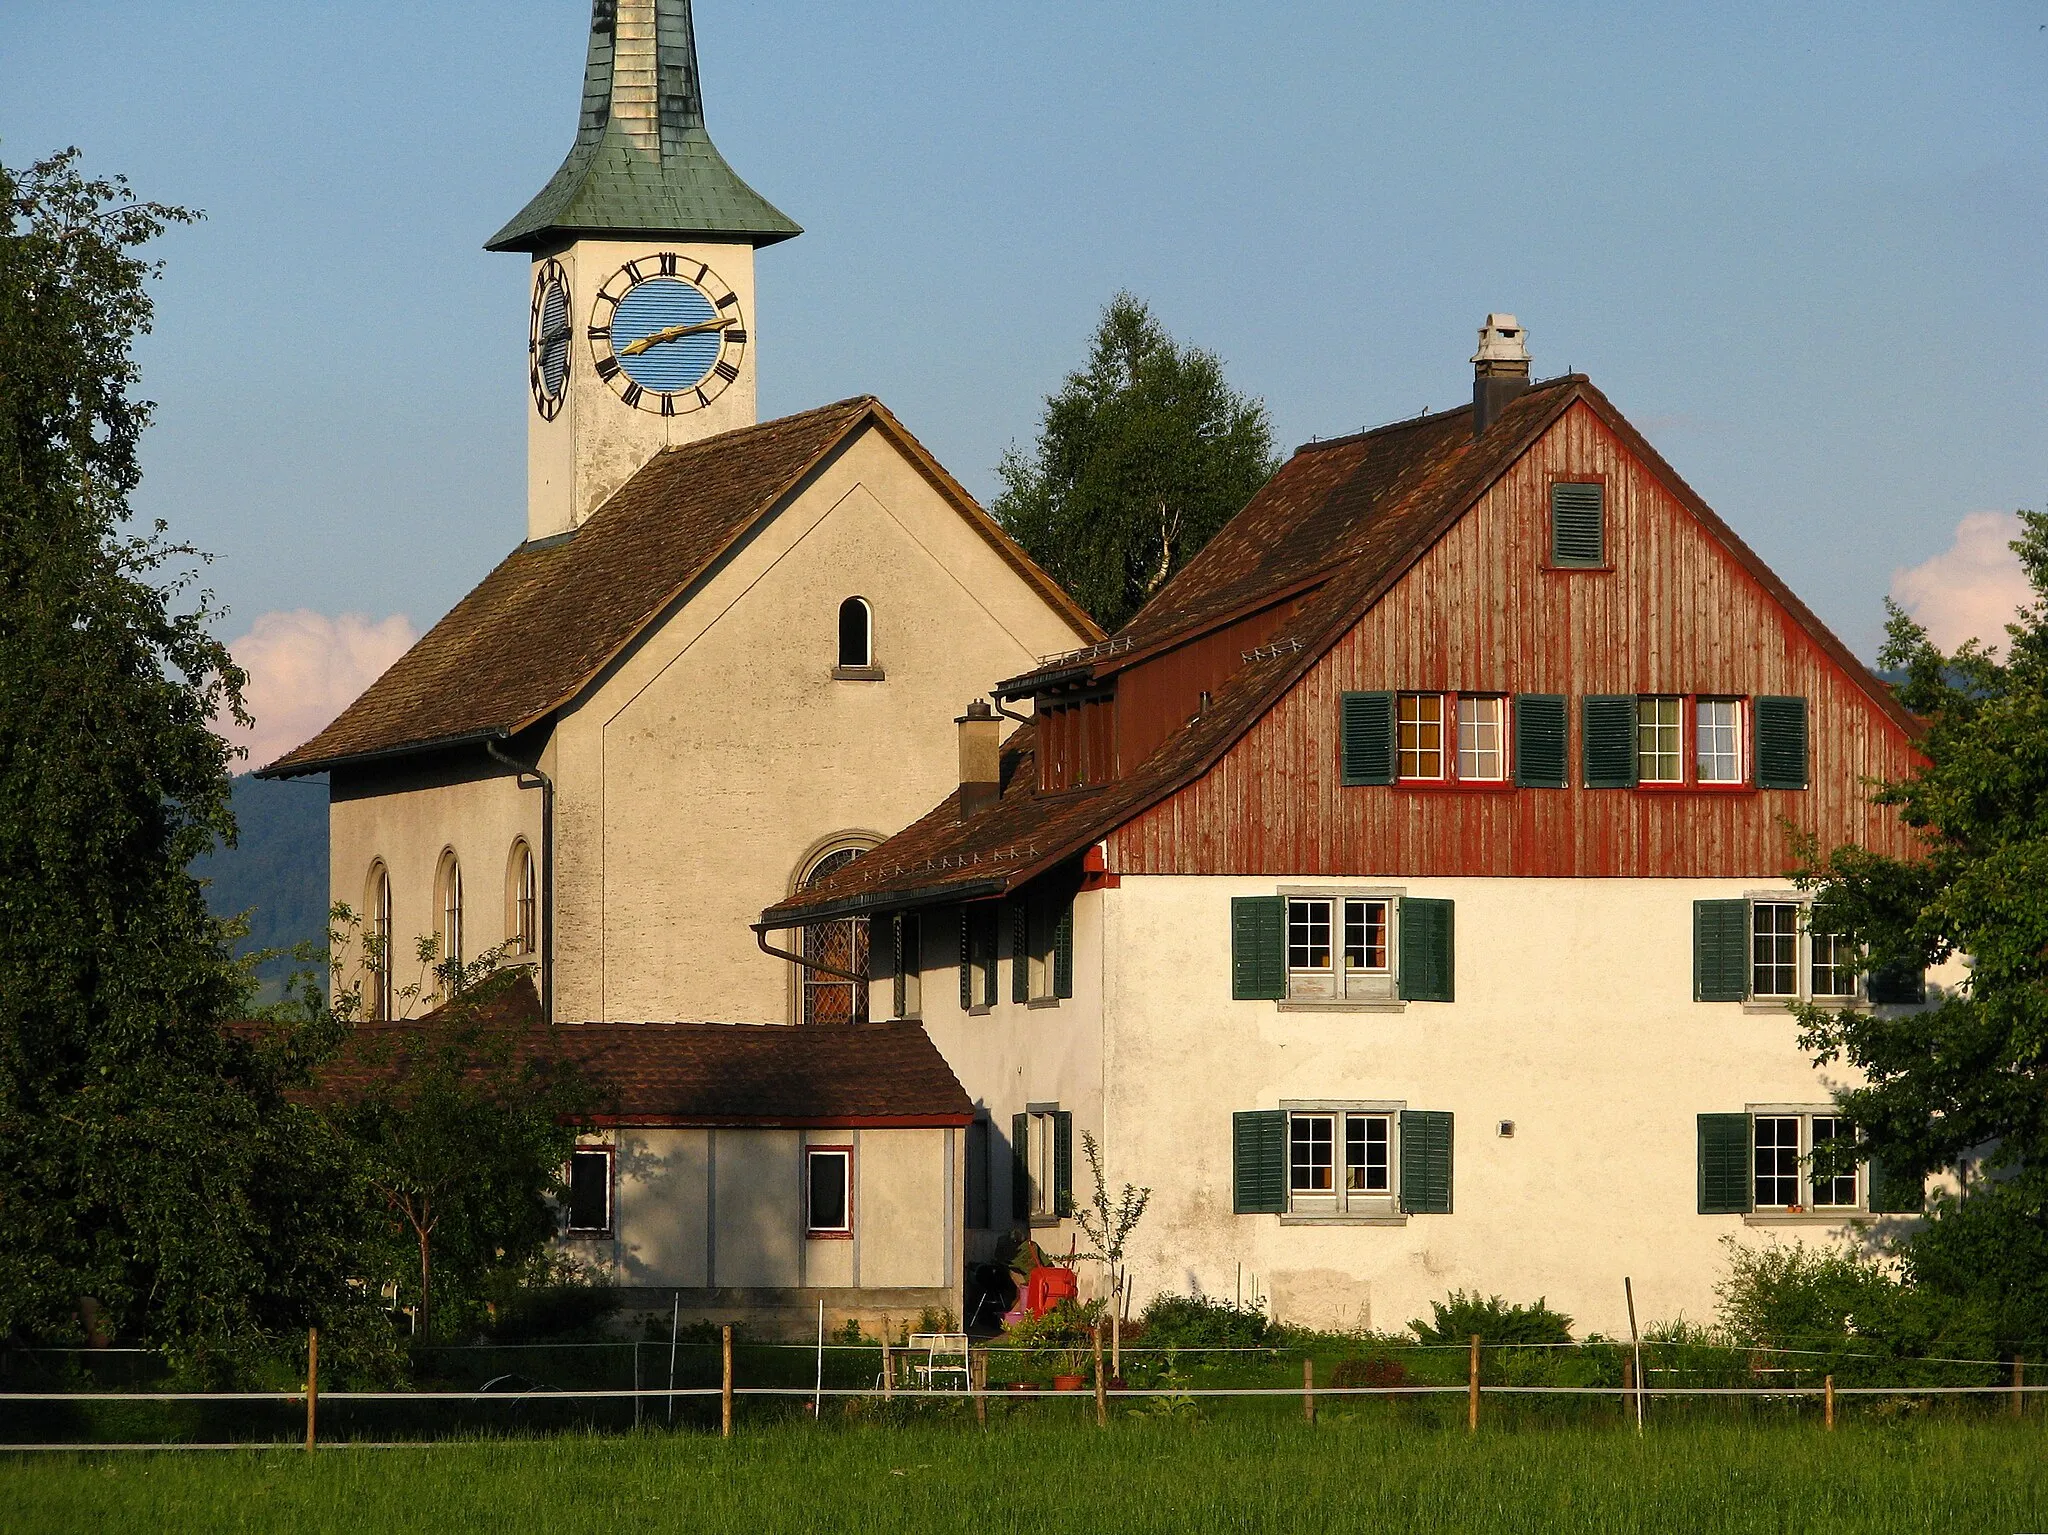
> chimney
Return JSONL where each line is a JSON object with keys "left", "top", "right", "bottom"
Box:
{"left": 1471, "top": 313, "right": 1531, "bottom": 437}
{"left": 957, "top": 699, "right": 1001, "bottom": 819}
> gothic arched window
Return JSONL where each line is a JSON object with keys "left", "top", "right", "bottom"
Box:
{"left": 800, "top": 845, "right": 869, "bottom": 1024}
{"left": 507, "top": 839, "right": 537, "bottom": 958}
{"left": 365, "top": 860, "right": 393, "bottom": 1021}
{"left": 837, "top": 596, "right": 872, "bottom": 670}
{"left": 435, "top": 850, "right": 464, "bottom": 993}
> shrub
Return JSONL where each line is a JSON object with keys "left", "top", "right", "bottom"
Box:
{"left": 1136, "top": 1294, "right": 1274, "bottom": 1349}
{"left": 1410, "top": 1291, "right": 1573, "bottom": 1345}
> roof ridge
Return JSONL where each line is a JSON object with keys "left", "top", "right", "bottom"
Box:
{"left": 645, "top": 395, "right": 878, "bottom": 464}
{"left": 1294, "top": 373, "right": 1582, "bottom": 457}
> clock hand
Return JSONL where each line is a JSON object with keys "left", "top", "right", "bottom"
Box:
{"left": 619, "top": 316, "right": 736, "bottom": 356}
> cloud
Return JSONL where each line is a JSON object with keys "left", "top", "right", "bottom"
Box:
{"left": 219, "top": 610, "right": 418, "bottom": 771}
{"left": 1890, "top": 512, "right": 2033, "bottom": 654}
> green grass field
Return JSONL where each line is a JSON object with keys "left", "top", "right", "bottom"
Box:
{"left": 6, "top": 1418, "right": 2047, "bottom": 1534}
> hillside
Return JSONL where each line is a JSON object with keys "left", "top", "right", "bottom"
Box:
{"left": 191, "top": 773, "right": 329, "bottom": 1001}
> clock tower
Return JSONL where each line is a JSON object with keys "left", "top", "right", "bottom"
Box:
{"left": 488, "top": 0, "right": 801, "bottom": 542}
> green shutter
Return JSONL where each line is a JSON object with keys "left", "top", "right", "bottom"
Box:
{"left": 1053, "top": 900, "right": 1074, "bottom": 998}
{"left": 1399, "top": 1110, "right": 1454, "bottom": 1214}
{"left": 965, "top": 1119, "right": 990, "bottom": 1229}
{"left": 1398, "top": 898, "right": 1455, "bottom": 1002}
{"left": 1011, "top": 902, "right": 1029, "bottom": 1003}
{"left": 1231, "top": 896, "right": 1286, "bottom": 1000}
{"left": 1011, "top": 1112, "right": 1030, "bottom": 1220}
{"left": 1697, "top": 1114, "right": 1754, "bottom": 1214}
{"left": 1340, "top": 691, "right": 1396, "bottom": 786}
{"left": 960, "top": 909, "right": 973, "bottom": 1012}
{"left": 1513, "top": 694, "right": 1568, "bottom": 788}
{"left": 974, "top": 909, "right": 997, "bottom": 1007}
{"left": 1868, "top": 962, "right": 1926, "bottom": 1006}
{"left": 1755, "top": 696, "right": 1809, "bottom": 789}
{"left": 1867, "top": 1156, "right": 1925, "bottom": 1214}
{"left": 1053, "top": 1111, "right": 1074, "bottom": 1217}
{"left": 1232, "top": 1110, "right": 1287, "bottom": 1214}
{"left": 1693, "top": 900, "right": 1750, "bottom": 1001}
{"left": 1551, "top": 482, "right": 1605, "bottom": 567}
{"left": 1583, "top": 695, "right": 1639, "bottom": 788}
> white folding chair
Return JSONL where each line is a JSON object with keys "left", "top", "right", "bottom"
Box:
{"left": 908, "top": 1332, "right": 970, "bottom": 1391}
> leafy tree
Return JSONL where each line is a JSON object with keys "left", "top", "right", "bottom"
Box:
{"left": 0, "top": 149, "right": 367, "bottom": 1358}
{"left": 1795, "top": 507, "right": 2048, "bottom": 1349}
{"left": 991, "top": 293, "right": 1278, "bottom": 633}
{"left": 1070, "top": 1131, "right": 1149, "bottom": 1315}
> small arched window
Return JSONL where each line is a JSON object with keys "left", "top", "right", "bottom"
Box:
{"left": 507, "top": 839, "right": 537, "bottom": 957}
{"left": 436, "top": 851, "right": 464, "bottom": 992}
{"left": 837, "top": 596, "right": 872, "bottom": 670}
{"left": 365, "top": 860, "right": 393, "bottom": 1021}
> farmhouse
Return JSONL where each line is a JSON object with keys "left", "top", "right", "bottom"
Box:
{"left": 763, "top": 317, "right": 1951, "bottom": 1335}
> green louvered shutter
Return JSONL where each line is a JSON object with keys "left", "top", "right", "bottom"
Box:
{"left": 1693, "top": 900, "right": 1750, "bottom": 1001}
{"left": 1053, "top": 1112, "right": 1074, "bottom": 1217}
{"left": 1398, "top": 898, "right": 1455, "bottom": 1002}
{"left": 1697, "top": 1114, "right": 1754, "bottom": 1214}
{"left": 1399, "top": 1110, "right": 1454, "bottom": 1214}
{"left": 1867, "top": 1156, "right": 1925, "bottom": 1214}
{"left": 1514, "top": 694, "right": 1568, "bottom": 788}
{"left": 1867, "top": 963, "right": 1926, "bottom": 1006}
{"left": 1551, "top": 483, "right": 1605, "bottom": 567}
{"left": 1340, "top": 691, "right": 1396, "bottom": 786}
{"left": 1232, "top": 1111, "right": 1287, "bottom": 1214}
{"left": 1011, "top": 903, "right": 1030, "bottom": 1003}
{"left": 965, "top": 1119, "right": 990, "bottom": 1230}
{"left": 1755, "top": 696, "right": 1809, "bottom": 789}
{"left": 1053, "top": 900, "right": 1074, "bottom": 998}
{"left": 1011, "top": 1113, "right": 1030, "bottom": 1220}
{"left": 1582, "top": 695, "right": 1639, "bottom": 788}
{"left": 960, "top": 909, "right": 975, "bottom": 1011}
{"left": 1231, "top": 896, "right": 1286, "bottom": 1000}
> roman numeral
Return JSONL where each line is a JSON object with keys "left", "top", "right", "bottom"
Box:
{"left": 587, "top": 325, "right": 610, "bottom": 342}
{"left": 621, "top": 381, "right": 643, "bottom": 408}
{"left": 724, "top": 329, "right": 747, "bottom": 346}
{"left": 595, "top": 355, "right": 620, "bottom": 380}
{"left": 693, "top": 262, "right": 708, "bottom": 284}
{"left": 714, "top": 359, "right": 740, "bottom": 382}
{"left": 660, "top": 393, "right": 676, "bottom": 417}
{"left": 716, "top": 292, "right": 739, "bottom": 310}
{"left": 624, "top": 260, "right": 645, "bottom": 283}
{"left": 657, "top": 252, "right": 677, "bottom": 276}
{"left": 695, "top": 387, "right": 710, "bottom": 407}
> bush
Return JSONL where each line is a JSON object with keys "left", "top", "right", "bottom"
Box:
{"left": 1713, "top": 1234, "right": 1993, "bottom": 1372}
{"left": 1135, "top": 1294, "right": 1274, "bottom": 1349}
{"left": 1411, "top": 1291, "right": 1573, "bottom": 1345}
{"left": 1329, "top": 1355, "right": 1409, "bottom": 1388}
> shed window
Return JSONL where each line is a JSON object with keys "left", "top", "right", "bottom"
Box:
{"left": 837, "top": 597, "right": 872, "bottom": 669}
{"left": 807, "top": 1147, "right": 852, "bottom": 1235}
{"left": 566, "top": 1147, "right": 613, "bottom": 1234}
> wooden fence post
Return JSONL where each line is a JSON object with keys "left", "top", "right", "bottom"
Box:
{"left": 973, "top": 1348, "right": 988, "bottom": 1426}
{"left": 2014, "top": 1358, "right": 2026, "bottom": 1420}
{"left": 304, "top": 1327, "right": 318, "bottom": 1453}
{"left": 881, "top": 1340, "right": 892, "bottom": 1402}
{"left": 1093, "top": 1322, "right": 1107, "bottom": 1428}
{"left": 1303, "top": 1357, "right": 1315, "bottom": 1425}
{"left": 721, "top": 1324, "right": 733, "bottom": 1439}
{"left": 1622, "top": 1355, "right": 1633, "bottom": 1422}
{"left": 1824, "top": 1374, "right": 1835, "bottom": 1431}
{"left": 1468, "top": 1334, "right": 1480, "bottom": 1435}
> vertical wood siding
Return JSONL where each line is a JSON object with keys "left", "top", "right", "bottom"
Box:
{"left": 1105, "top": 403, "right": 1921, "bottom": 879}
{"left": 1112, "top": 602, "right": 1294, "bottom": 773}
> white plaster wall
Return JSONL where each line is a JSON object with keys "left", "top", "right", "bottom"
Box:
{"left": 1060, "top": 874, "right": 1958, "bottom": 1337}
{"left": 857, "top": 1129, "right": 951, "bottom": 1289}
{"left": 713, "top": 1129, "right": 802, "bottom": 1288}
{"left": 612, "top": 1128, "right": 710, "bottom": 1287}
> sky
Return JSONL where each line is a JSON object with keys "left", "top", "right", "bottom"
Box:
{"left": 5, "top": 2, "right": 2045, "bottom": 765}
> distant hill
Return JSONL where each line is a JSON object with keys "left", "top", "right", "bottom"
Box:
{"left": 191, "top": 773, "right": 329, "bottom": 1002}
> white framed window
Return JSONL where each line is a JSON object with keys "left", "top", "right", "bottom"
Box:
{"left": 1286, "top": 895, "right": 1395, "bottom": 1002}
{"left": 566, "top": 1146, "right": 613, "bottom": 1235}
{"left": 1020, "top": 1107, "right": 1067, "bottom": 1222}
{"left": 1752, "top": 901, "right": 1801, "bottom": 998}
{"left": 806, "top": 1146, "right": 853, "bottom": 1236}
{"left": 1637, "top": 696, "right": 1684, "bottom": 783}
{"left": 1810, "top": 930, "right": 1857, "bottom": 998}
{"left": 1750, "top": 1110, "right": 1864, "bottom": 1213}
{"left": 1696, "top": 698, "right": 1744, "bottom": 783}
{"left": 1397, "top": 693, "right": 1445, "bottom": 780}
{"left": 1284, "top": 1104, "right": 1400, "bottom": 1218}
{"left": 1455, "top": 696, "right": 1506, "bottom": 781}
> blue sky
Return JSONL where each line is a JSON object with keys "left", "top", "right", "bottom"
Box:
{"left": 5, "top": 1, "right": 2044, "bottom": 754}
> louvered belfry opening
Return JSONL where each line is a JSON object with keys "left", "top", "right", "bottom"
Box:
{"left": 801, "top": 847, "right": 869, "bottom": 1024}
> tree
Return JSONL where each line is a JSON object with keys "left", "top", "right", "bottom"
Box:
{"left": 991, "top": 293, "right": 1278, "bottom": 633}
{"left": 1070, "top": 1131, "right": 1150, "bottom": 1314}
{"left": 1795, "top": 507, "right": 2048, "bottom": 1348}
{"left": 0, "top": 149, "right": 367, "bottom": 1357}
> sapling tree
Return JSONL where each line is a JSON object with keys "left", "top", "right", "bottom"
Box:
{"left": 1071, "top": 1131, "right": 1151, "bottom": 1318}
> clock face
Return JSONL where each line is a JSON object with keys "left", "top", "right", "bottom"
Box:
{"left": 588, "top": 254, "right": 747, "bottom": 415}
{"left": 528, "top": 259, "right": 571, "bottom": 420}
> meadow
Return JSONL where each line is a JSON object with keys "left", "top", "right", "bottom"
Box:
{"left": 6, "top": 1417, "right": 2048, "bottom": 1535}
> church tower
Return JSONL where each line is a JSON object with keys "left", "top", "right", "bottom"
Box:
{"left": 488, "top": 0, "right": 801, "bottom": 542}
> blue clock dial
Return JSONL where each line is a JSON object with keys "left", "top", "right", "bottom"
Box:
{"left": 528, "top": 258, "right": 571, "bottom": 420}
{"left": 589, "top": 255, "right": 747, "bottom": 416}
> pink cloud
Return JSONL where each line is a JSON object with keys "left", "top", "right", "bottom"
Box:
{"left": 219, "top": 610, "right": 418, "bottom": 771}
{"left": 1890, "top": 512, "right": 2034, "bottom": 654}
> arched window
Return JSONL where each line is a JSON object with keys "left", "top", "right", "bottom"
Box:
{"left": 435, "top": 851, "right": 464, "bottom": 993}
{"left": 837, "top": 596, "right": 872, "bottom": 670}
{"left": 800, "top": 845, "right": 869, "bottom": 1025}
{"left": 507, "top": 840, "right": 537, "bottom": 957}
{"left": 365, "top": 860, "right": 393, "bottom": 1021}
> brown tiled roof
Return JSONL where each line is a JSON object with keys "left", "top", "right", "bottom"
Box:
{"left": 273, "top": 972, "right": 972, "bottom": 1126}
{"left": 261, "top": 398, "right": 1097, "bottom": 776}
{"left": 767, "top": 374, "right": 1918, "bottom": 927}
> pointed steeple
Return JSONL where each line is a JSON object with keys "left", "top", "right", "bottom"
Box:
{"left": 486, "top": 0, "right": 800, "bottom": 253}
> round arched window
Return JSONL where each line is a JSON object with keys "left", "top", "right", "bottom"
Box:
{"left": 435, "top": 851, "right": 464, "bottom": 991}
{"left": 837, "top": 596, "right": 872, "bottom": 670}
{"left": 800, "top": 845, "right": 869, "bottom": 1024}
{"left": 364, "top": 860, "right": 393, "bottom": 1020}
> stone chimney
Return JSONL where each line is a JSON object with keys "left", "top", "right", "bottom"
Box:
{"left": 957, "top": 699, "right": 1001, "bottom": 819}
{"left": 1471, "top": 313, "right": 1531, "bottom": 437}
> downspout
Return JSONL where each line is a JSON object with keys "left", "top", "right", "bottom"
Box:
{"left": 751, "top": 923, "right": 868, "bottom": 985}
{"left": 486, "top": 736, "right": 555, "bottom": 1024}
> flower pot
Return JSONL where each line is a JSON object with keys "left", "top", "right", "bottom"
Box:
{"left": 1053, "top": 1374, "right": 1086, "bottom": 1392}
{"left": 1007, "top": 1381, "right": 1036, "bottom": 1393}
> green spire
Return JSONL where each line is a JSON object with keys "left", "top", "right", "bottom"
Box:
{"left": 486, "top": 0, "right": 800, "bottom": 253}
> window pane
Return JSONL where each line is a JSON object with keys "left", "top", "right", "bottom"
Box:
{"left": 1290, "top": 1114, "right": 1335, "bottom": 1192}
{"left": 1810, "top": 1116, "right": 1860, "bottom": 1208}
{"left": 1346, "top": 1114, "right": 1390, "bottom": 1193}
{"left": 1811, "top": 931, "right": 1856, "bottom": 998}
{"left": 1399, "top": 694, "right": 1444, "bottom": 779}
{"left": 808, "top": 1150, "right": 850, "bottom": 1231}
{"left": 1456, "top": 696, "right": 1505, "bottom": 780}
{"left": 1344, "top": 900, "right": 1389, "bottom": 972}
{"left": 568, "top": 1150, "right": 610, "bottom": 1231}
{"left": 1752, "top": 903, "right": 1800, "bottom": 997}
{"left": 1696, "top": 699, "right": 1742, "bottom": 783}
{"left": 1637, "top": 696, "right": 1683, "bottom": 783}
{"left": 1755, "top": 1116, "right": 1802, "bottom": 1208}
{"left": 1288, "top": 899, "right": 1333, "bottom": 972}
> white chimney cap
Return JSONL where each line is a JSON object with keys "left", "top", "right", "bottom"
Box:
{"left": 1471, "top": 313, "right": 1529, "bottom": 365}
